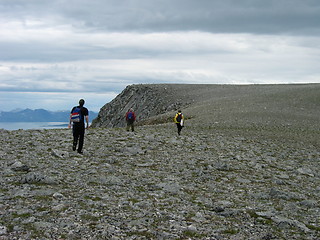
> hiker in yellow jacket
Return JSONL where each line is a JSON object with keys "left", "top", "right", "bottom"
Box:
{"left": 174, "top": 110, "right": 184, "bottom": 135}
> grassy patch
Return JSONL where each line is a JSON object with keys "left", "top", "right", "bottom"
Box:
{"left": 182, "top": 229, "right": 206, "bottom": 238}
{"left": 83, "top": 195, "right": 102, "bottom": 201}
{"left": 127, "top": 230, "right": 155, "bottom": 238}
{"left": 128, "top": 198, "right": 140, "bottom": 204}
{"left": 34, "top": 195, "right": 52, "bottom": 201}
{"left": 80, "top": 214, "right": 100, "bottom": 222}
{"left": 306, "top": 224, "right": 320, "bottom": 232}
{"left": 222, "top": 228, "right": 239, "bottom": 235}
{"left": 12, "top": 212, "right": 32, "bottom": 218}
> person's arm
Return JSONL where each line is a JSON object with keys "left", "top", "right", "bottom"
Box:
{"left": 68, "top": 113, "right": 72, "bottom": 128}
{"left": 85, "top": 115, "right": 89, "bottom": 129}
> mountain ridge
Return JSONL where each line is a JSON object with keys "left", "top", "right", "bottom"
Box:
{"left": 92, "top": 83, "right": 320, "bottom": 132}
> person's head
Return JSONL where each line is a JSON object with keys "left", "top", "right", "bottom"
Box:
{"left": 79, "top": 99, "right": 85, "bottom": 107}
{"left": 178, "top": 110, "right": 182, "bottom": 113}
{"left": 130, "top": 108, "right": 134, "bottom": 112}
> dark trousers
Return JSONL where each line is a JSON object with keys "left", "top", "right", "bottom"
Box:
{"left": 126, "top": 121, "right": 134, "bottom": 132}
{"left": 73, "top": 124, "right": 85, "bottom": 152}
{"left": 176, "top": 123, "right": 183, "bottom": 135}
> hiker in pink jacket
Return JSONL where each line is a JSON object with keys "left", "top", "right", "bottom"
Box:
{"left": 125, "top": 108, "right": 136, "bottom": 132}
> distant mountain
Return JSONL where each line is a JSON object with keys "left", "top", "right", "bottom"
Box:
{"left": 0, "top": 109, "right": 98, "bottom": 122}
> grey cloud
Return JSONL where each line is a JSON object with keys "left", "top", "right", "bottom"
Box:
{"left": 1, "top": 0, "right": 319, "bottom": 35}
{"left": 69, "top": 0, "right": 320, "bottom": 35}
{"left": 67, "top": 0, "right": 320, "bottom": 35}
{"left": 0, "top": 78, "right": 125, "bottom": 94}
{"left": 0, "top": 40, "right": 155, "bottom": 62}
{"left": 1, "top": 30, "right": 227, "bottom": 63}
{"left": 1, "top": 42, "right": 107, "bottom": 62}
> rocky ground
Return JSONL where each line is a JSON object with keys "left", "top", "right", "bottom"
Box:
{"left": 0, "top": 121, "right": 319, "bottom": 239}
{"left": 1, "top": 84, "right": 320, "bottom": 239}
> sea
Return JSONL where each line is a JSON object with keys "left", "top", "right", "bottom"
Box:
{"left": 0, "top": 122, "right": 69, "bottom": 131}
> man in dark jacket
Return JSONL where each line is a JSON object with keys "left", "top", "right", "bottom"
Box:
{"left": 68, "top": 99, "right": 89, "bottom": 154}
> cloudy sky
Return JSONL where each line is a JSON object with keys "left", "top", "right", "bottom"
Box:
{"left": 1, "top": 0, "right": 319, "bottom": 112}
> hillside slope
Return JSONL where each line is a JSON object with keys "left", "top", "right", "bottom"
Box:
{"left": 92, "top": 84, "right": 193, "bottom": 128}
{"left": 92, "top": 84, "right": 320, "bottom": 142}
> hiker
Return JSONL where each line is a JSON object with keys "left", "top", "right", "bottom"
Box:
{"left": 174, "top": 110, "right": 184, "bottom": 135}
{"left": 68, "top": 99, "right": 89, "bottom": 154}
{"left": 125, "top": 108, "right": 136, "bottom": 132}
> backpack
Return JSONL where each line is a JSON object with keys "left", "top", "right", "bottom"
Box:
{"left": 71, "top": 107, "right": 82, "bottom": 123}
{"left": 127, "top": 112, "right": 134, "bottom": 121}
{"left": 176, "top": 113, "right": 182, "bottom": 122}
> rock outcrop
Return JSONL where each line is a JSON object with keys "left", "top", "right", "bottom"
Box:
{"left": 92, "top": 84, "right": 191, "bottom": 128}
